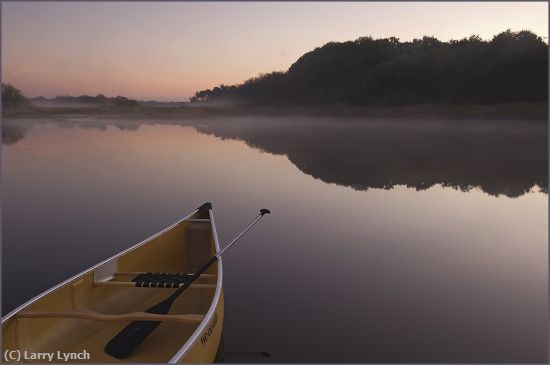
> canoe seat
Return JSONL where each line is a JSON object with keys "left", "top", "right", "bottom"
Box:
{"left": 133, "top": 272, "right": 192, "bottom": 288}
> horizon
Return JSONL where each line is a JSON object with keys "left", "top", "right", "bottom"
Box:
{"left": 7, "top": 28, "right": 547, "bottom": 104}
{"left": 2, "top": 2, "right": 548, "bottom": 102}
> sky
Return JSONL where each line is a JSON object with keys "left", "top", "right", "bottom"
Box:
{"left": 2, "top": 2, "right": 548, "bottom": 101}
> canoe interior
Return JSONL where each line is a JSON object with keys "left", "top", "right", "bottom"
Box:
{"left": 2, "top": 210, "right": 221, "bottom": 363}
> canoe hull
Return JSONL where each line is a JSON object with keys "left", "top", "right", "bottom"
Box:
{"left": 179, "top": 290, "right": 224, "bottom": 363}
{"left": 2, "top": 204, "right": 224, "bottom": 363}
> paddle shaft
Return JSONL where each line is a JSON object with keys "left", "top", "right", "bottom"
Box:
{"left": 154, "top": 209, "right": 268, "bottom": 306}
{"left": 104, "top": 208, "right": 270, "bottom": 359}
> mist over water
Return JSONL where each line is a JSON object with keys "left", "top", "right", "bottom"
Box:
{"left": 3, "top": 116, "right": 547, "bottom": 197}
{"left": 2, "top": 116, "right": 547, "bottom": 362}
{"left": 196, "top": 117, "right": 548, "bottom": 197}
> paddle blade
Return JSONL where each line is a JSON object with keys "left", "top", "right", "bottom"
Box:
{"left": 104, "top": 320, "right": 162, "bottom": 359}
{"left": 104, "top": 299, "right": 173, "bottom": 358}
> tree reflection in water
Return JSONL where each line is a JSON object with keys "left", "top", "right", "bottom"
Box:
{"left": 3, "top": 116, "right": 547, "bottom": 198}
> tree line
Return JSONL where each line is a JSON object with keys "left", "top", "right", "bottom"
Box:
{"left": 191, "top": 30, "right": 548, "bottom": 106}
{"left": 37, "top": 93, "right": 139, "bottom": 106}
{"left": 2, "top": 83, "right": 28, "bottom": 110}
{"left": 2, "top": 84, "right": 139, "bottom": 110}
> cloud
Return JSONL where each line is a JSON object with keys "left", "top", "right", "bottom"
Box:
{"left": 11, "top": 67, "right": 33, "bottom": 77}
{"left": 277, "top": 49, "right": 293, "bottom": 58}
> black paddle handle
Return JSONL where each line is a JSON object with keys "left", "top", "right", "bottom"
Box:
{"left": 167, "top": 256, "right": 217, "bottom": 302}
{"left": 104, "top": 256, "right": 218, "bottom": 359}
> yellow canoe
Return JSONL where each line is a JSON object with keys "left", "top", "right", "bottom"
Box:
{"left": 2, "top": 203, "right": 224, "bottom": 363}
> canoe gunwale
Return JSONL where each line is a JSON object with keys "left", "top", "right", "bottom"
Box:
{"left": 168, "top": 207, "right": 223, "bottom": 363}
{"left": 1, "top": 208, "right": 199, "bottom": 323}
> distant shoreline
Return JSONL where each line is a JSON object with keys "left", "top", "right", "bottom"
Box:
{"left": 3, "top": 102, "right": 548, "bottom": 121}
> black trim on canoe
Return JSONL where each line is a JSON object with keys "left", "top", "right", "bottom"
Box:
{"left": 197, "top": 202, "right": 212, "bottom": 212}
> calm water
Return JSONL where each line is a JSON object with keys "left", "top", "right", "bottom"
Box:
{"left": 2, "top": 116, "right": 548, "bottom": 362}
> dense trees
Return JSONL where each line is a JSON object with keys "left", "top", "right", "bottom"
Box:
{"left": 2, "top": 86, "right": 139, "bottom": 115}
{"left": 192, "top": 30, "right": 548, "bottom": 106}
{"left": 50, "top": 94, "right": 138, "bottom": 106}
{"left": 2, "top": 83, "right": 27, "bottom": 110}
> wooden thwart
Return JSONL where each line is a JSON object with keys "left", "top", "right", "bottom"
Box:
{"left": 16, "top": 310, "right": 204, "bottom": 324}
{"left": 94, "top": 282, "right": 216, "bottom": 289}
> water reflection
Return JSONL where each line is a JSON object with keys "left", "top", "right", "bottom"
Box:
{"left": 4, "top": 116, "right": 547, "bottom": 198}
{"left": 197, "top": 117, "right": 548, "bottom": 198}
{"left": 2, "top": 120, "right": 547, "bottom": 362}
{"left": 2, "top": 121, "right": 30, "bottom": 145}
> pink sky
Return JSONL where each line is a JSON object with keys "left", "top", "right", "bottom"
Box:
{"left": 2, "top": 2, "right": 547, "bottom": 101}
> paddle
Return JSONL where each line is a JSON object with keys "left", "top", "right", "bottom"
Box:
{"left": 104, "top": 208, "right": 271, "bottom": 359}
